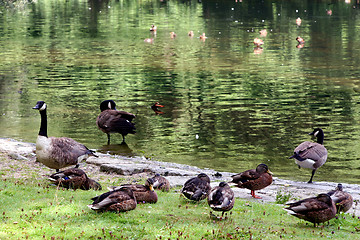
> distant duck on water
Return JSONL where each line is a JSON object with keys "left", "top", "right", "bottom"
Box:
{"left": 96, "top": 100, "right": 136, "bottom": 144}
{"left": 33, "top": 101, "right": 97, "bottom": 172}
{"left": 289, "top": 128, "right": 327, "bottom": 183}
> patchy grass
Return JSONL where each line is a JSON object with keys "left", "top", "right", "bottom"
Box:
{"left": 1, "top": 177, "right": 360, "bottom": 239}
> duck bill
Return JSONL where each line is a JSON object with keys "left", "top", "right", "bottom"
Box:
{"left": 267, "top": 170, "right": 274, "bottom": 175}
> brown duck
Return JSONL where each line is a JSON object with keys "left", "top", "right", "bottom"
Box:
{"left": 284, "top": 193, "right": 336, "bottom": 227}
{"left": 208, "top": 182, "right": 235, "bottom": 218}
{"left": 149, "top": 173, "right": 170, "bottom": 192}
{"left": 230, "top": 163, "right": 273, "bottom": 199}
{"left": 181, "top": 173, "right": 211, "bottom": 201}
{"left": 289, "top": 128, "right": 328, "bottom": 183}
{"left": 49, "top": 168, "right": 102, "bottom": 190}
{"left": 33, "top": 101, "right": 97, "bottom": 172}
{"left": 108, "top": 178, "right": 158, "bottom": 204}
{"left": 88, "top": 186, "right": 137, "bottom": 212}
{"left": 327, "top": 183, "right": 353, "bottom": 213}
{"left": 96, "top": 100, "right": 136, "bottom": 144}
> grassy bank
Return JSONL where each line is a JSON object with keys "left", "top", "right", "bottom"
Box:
{"left": 0, "top": 153, "right": 359, "bottom": 239}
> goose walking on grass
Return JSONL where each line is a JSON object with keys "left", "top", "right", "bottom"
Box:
{"left": 230, "top": 163, "right": 273, "bottom": 199}
{"left": 289, "top": 128, "right": 328, "bottom": 183}
{"left": 96, "top": 100, "right": 136, "bottom": 144}
{"left": 33, "top": 101, "right": 97, "bottom": 172}
{"left": 284, "top": 193, "right": 336, "bottom": 227}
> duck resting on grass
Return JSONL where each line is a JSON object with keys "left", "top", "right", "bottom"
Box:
{"left": 230, "top": 163, "right": 273, "bottom": 199}
{"left": 181, "top": 173, "right": 211, "bottom": 201}
{"left": 148, "top": 173, "right": 170, "bottom": 192}
{"left": 327, "top": 183, "right": 353, "bottom": 213}
{"left": 284, "top": 193, "right": 336, "bottom": 227}
{"left": 33, "top": 101, "right": 97, "bottom": 172}
{"left": 49, "top": 168, "right": 102, "bottom": 190}
{"left": 108, "top": 178, "right": 158, "bottom": 204}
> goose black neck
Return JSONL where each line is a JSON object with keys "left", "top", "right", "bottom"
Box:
{"left": 316, "top": 132, "right": 324, "bottom": 144}
{"left": 39, "top": 109, "right": 48, "bottom": 137}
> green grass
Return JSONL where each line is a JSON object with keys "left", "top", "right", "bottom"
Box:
{"left": 1, "top": 177, "right": 360, "bottom": 239}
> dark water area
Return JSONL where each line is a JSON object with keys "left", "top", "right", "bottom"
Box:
{"left": 1, "top": 0, "right": 360, "bottom": 184}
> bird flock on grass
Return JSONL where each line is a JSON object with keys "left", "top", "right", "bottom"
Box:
{"left": 31, "top": 97, "right": 354, "bottom": 226}
{"left": 30, "top": 10, "right": 353, "bottom": 226}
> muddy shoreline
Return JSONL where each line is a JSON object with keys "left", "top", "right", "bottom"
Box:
{"left": 1, "top": 138, "right": 359, "bottom": 216}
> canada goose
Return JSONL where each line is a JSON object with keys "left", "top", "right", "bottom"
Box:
{"left": 289, "top": 128, "right": 328, "bottom": 183}
{"left": 230, "top": 163, "right": 273, "bottom": 199}
{"left": 284, "top": 193, "right": 336, "bottom": 227}
{"left": 88, "top": 186, "right": 137, "bottom": 212}
{"left": 108, "top": 178, "right": 158, "bottom": 204}
{"left": 181, "top": 173, "right": 211, "bottom": 201}
{"left": 327, "top": 183, "right": 353, "bottom": 213}
{"left": 149, "top": 173, "right": 170, "bottom": 192}
{"left": 32, "top": 101, "right": 97, "bottom": 172}
{"left": 96, "top": 100, "right": 136, "bottom": 144}
{"left": 208, "top": 182, "right": 235, "bottom": 218}
{"left": 49, "top": 168, "right": 102, "bottom": 190}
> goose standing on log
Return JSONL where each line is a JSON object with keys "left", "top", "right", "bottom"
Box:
{"left": 96, "top": 100, "right": 136, "bottom": 144}
{"left": 289, "top": 128, "right": 328, "bottom": 183}
{"left": 33, "top": 101, "right": 97, "bottom": 172}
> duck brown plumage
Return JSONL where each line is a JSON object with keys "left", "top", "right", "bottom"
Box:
{"left": 88, "top": 186, "right": 137, "bottom": 212}
{"left": 108, "top": 178, "right": 158, "bottom": 204}
{"left": 181, "top": 173, "right": 211, "bottom": 201}
{"left": 230, "top": 163, "right": 273, "bottom": 199}
{"left": 49, "top": 168, "right": 102, "bottom": 190}
{"left": 208, "top": 182, "right": 235, "bottom": 218}
{"left": 284, "top": 193, "right": 336, "bottom": 227}
{"left": 96, "top": 100, "right": 136, "bottom": 144}
{"left": 33, "top": 101, "right": 97, "bottom": 172}
{"left": 149, "top": 173, "right": 170, "bottom": 192}
{"left": 289, "top": 128, "right": 328, "bottom": 183}
{"left": 327, "top": 183, "right": 353, "bottom": 213}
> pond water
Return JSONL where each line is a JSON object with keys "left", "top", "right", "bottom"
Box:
{"left": 1, "top": 0, "right": 360, "bottom": 184}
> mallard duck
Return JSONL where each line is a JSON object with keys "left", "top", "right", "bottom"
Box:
{"left": 208, "top": 182, "right": 235, "bottom": 218}
{"left": 181, "top": 173, "right": 211, "bottom": 201}
{"left": 284, "top": 193, "right": 336, "bottom": 227}
{"left": 327, "top": 183, "right": 353, "bottom": 213}
{"left": 296, "top": 36, "right": 305, "bottom": 44}
{"left": 230, "top": 163, "right": 273, "bottom": 199}
{"left": 253, "top": 38, "right": 264, "bottom": 47}
{"left": 289, "top": 128, "right": 327, "bottom": 183}
{"left": 151, "top": 102, "right": 165, "bottom": 115}
{"left": 32, "top": 101, "right": 97, "bottom": 172}
{"left": 96, "top": 100, "right": 136, "bottom": 144}
{"left": 108, "top": 178, "right": 158, "bottom": 203}
{"left": 149, "top": 173, "right": 170, "bottom": 192}
{"left": 88, "top": 186, "right": 137, "bottom": 212}
{"left": 170, "top": 32, "right": 177, "bottom": 39}
{"left": 150, "top": 24, "right": 157, "bottom": 32}
{"left": 49, "top": 168, "right": 102, "bottom": 190}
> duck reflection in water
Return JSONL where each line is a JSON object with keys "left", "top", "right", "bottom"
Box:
{"left": 98, "top": 142, "right": 133, "bottom": 156}
{"left": 151, "top": 102, "right": 165, "bottom": 115}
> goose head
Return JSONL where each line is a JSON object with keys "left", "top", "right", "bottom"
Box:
{"left": 33, "top": 101, "right": 47, "bottom": 111}
{"left": 100, "top": 100, "right": 116, "bottom": 112}
{"left": 309, "top": 128, "right": 324, "bottom": 144}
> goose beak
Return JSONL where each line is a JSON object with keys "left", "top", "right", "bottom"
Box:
{"left": 32, "top": 104, "right": 41, "bottom": 110}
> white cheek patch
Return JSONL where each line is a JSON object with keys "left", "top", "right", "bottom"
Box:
{"left": 314, "top": 131, "right": 319, "bottom": 137}
{"left": 108, "top": 102, "right": 112, "bottom": 109}
{"left": 40, "top": 103, "right": 47, "bottom": 111}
